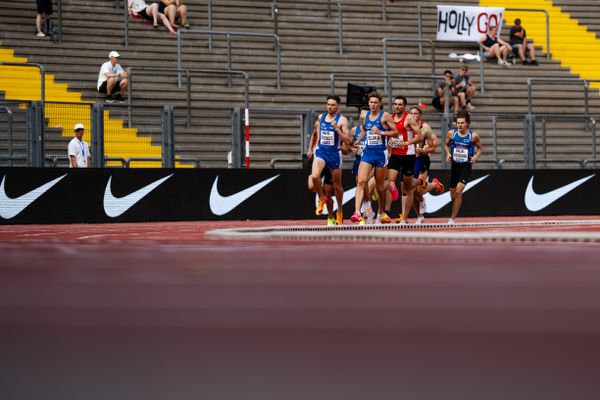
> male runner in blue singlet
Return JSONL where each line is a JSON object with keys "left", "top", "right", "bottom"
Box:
{"left": 309, "top": 95, "right": 351, "bottom": 225}
{"left": 350, "top": 92, "right": 398, "bottom": 223}
{"left": 444, "top": 110, "right": 483, "bottom": 224}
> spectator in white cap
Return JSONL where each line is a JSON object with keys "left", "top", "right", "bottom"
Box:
{"left": 97, "top": 50, "right": 129, "bottom": 103}
{"left": 68, "top": 123, "right": 91, "bottom": 168}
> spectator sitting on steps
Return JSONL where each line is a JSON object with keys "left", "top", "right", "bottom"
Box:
{"left": 454, "top": 65, "right": 476, "bottom": 111}
{"left": 97, "top": 51, "right": 129, "bottom": 103}
{"left": 480, "top": 23, "right": 511, "bottom": 67}
{"left": 509, "top": 18, "right": 538, "bottom": 66}
{"left": 128, "top": 0, "right": 176, "bottom": 35}
{"left": 162, "top": 0, "right": 189, "bottom": 29}
{"left": 432, "top": 70, "right": 459, "bottom": 113}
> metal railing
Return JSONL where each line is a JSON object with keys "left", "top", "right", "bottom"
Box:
{"left": 0, "top": 107, "right": 13, "bottom": 165}
{"left": 0, "top": 62, "right": 46, "bottom": 106}
{"left": 126, "top": 67, "right": 250, "bottom": 128}
{"left": 177, "top": 29, "right": 281, "bottom": 89}
{"left": 272, "top": 0, "right": 344, "bottom": 55}
{"left": 329, "top": 72, "right": 446, "bottom": 112}
{"left": 527, "top": 78, "right": 600, "bottom": 115}
{"left": 382, "top": 38, "right": 436, "bottom": 92}
{"left": 57, "top": 0, "right": 63, "bottom": 43}
{"left": 231, "top": 108, "right": 314, "bottom": 168}
{"left": 536, "top": 115, "right": 596, "bottom": 168}
{"left": 505, "top": 8, "right": 551, "bottom": 59}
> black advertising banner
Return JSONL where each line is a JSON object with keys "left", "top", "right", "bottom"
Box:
{"left": 0, "top": 168, "right": 598, "bottom": 224}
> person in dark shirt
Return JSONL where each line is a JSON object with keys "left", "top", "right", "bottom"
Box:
{"left": 509, "top": 18, "right": 538, "bottom": 66}
{"left": 432, "top": 70, "right": 458, "bottom": 113}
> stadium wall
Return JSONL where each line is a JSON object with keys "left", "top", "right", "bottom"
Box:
{"left": 0, "top": 168, "right": 598, "bottom": 224}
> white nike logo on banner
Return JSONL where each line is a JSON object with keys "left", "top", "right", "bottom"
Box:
{"left": 316, "top": 186, "right": 356, "bottom": 214}
{"left": 423, "top": 174, "right": 489, "bottom": 213}
{"left": 104, "top": 174, "right": 173, "bottom": 218}
{"left": 525, "top": 174, "right": 595, "bottom": 212}
{"left": 210, "top": 175, "right": 279, "bottom": 216}
{"left": 0, "top": 174, "right": 67, "bottom": 219}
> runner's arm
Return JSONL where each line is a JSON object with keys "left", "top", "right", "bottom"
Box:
{"left": 444, "top": 130, "right": 453, "bottom": 163}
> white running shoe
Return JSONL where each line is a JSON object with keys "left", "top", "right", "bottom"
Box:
{"left": 415, "top": 216, "right": 425, "bottom": 225}
{"left": 366, "top": 209, "right": 375, "bottom": 225}
{"left": 447, "top": 218, "right": 455, "bottom": 225}
{"left": 36, "top": 32, "right": 45, "bottom": 37}
{"left": 419, "top": 197, "right": 427, "bottom": 214}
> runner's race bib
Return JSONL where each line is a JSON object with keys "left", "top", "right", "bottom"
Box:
{"left": 320, "top": 130, "right": 335, "bottom": 146}
{"left": 367, "top": 130, "right": 382, "bottom": 146}
{"left": 389, "top": 136, "right": 403, "bottom": 148}
{"left": 453, "top": 146, "right": 469, "bottom": 162}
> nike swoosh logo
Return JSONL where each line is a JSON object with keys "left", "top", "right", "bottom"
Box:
{"left": 317, "top": 186, "right": 356, "bottom": 214}
{"left": 210, "top": 175, "right": 279, "bottom": 216}
{"left": 423, "top": 174, "right": 489, "bottom": 213}
{"left": 0, "top": 174, "right": 67, "bottom": 219}
{"left": 525, "top": 174, "right": 595, "bottom": 212}
{"left": 104, "top": 174, "right": 173, "bottom": 218}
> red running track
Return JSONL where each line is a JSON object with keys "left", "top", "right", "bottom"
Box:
{"left": 1, "top": 217, "right": 600, "bottom": 399}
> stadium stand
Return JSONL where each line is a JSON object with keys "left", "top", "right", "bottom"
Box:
{"left": 1, "top": 0, "right": 600, "bottom": 168}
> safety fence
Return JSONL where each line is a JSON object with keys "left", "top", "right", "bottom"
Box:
{"left": 0, "top": 99, "right": 598, "bottom": 170}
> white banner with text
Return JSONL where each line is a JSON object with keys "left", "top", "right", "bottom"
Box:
{"left": 437, "top": 5, "right": 505, "bottom": 42}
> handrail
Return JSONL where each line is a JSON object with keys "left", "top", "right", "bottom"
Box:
{"left": 527, "top": 78, "right": 600, "bottom": 115}
{"left": 272, "top": 0, "right": 343, "bottom": 55}
{"left": 0, "top": 107, "right": 13, "bottom": 165}
{"left": 57, "top": 0, "right": 63, "bottom": 43}
{"left": 270, "top": 156, "right": 303, "bottom": 168}
{"left": 122, "top": 0, "right": 128, "bottom": 47}
{"left": 177, "top": 29, "right": 281, "bottom": 89}
{"left": 238, "top": 108, "right": 314, "bottom": 160}
{"left": 126, "top": 67, "right": 250, "bottom": 128}
{"left": 0, "top": 62, "right": 45, "bottom": 106}
{"left": 382, "top": 38, "right": 436, "bottom": 92}
{"left": 581, "top": 159, "right": 600, "bottom": 169}
{"left": 123, "top": 157, "right": 202, "bottom": 168}
{"left": 505, "top": 8, "right": 551, "bottom": 59}
{"left": 329, "top": 72, "right": 445, "bottom": 111}
{"left": 105, "top": 157, "right": 128, "bottom": 168}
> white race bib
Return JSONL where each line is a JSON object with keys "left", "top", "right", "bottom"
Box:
{"left": 389, "top": 136, "right": 403, "bottom": 148}
{"left": 453, "top": 147, "right": 469, "bottom": 162}
{"left": 367, "top": 130, "right": 382, "bottom": 146}
{"left": 320, "top": 130, "right": 334, "bottom": 146}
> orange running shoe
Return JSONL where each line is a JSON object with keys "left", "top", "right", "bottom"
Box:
{"left": 432, "top": 178, "right": 445, "bottom": 193}
{"left": 395, "top": 213, "right": 407, "bottom": 224}
{"left": 336, "top": 210, "right": 343, "bottom": 225}
{"left": 380, "top": 212, "right": 392, "bottom": 224}
{"left": 316, "top": 195, "right": 327, "bottom": 216}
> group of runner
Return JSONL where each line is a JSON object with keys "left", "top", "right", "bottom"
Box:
{"left": 307, "top": 93, "right": 483, "bottom": 225}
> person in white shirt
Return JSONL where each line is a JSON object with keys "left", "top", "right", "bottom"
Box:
{"left": 97, "top": 51, "right": 129, "bottom": 102}
{"left": 68, "top": 123, "right": 91, "bottom": 168}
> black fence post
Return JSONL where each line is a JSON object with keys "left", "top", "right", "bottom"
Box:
{"left": 92, "top": 103, "right": 105, "bottom": 168}
{"left": 524, "top": 114, "right": 536, "bottom": 169}
{"left": 28, "top": 101, "right": 44, "bottom": 167}
{"left": 440, "top": 112, "right": 452, "bottom": 170}
{"left": 231, "top": 107, "right": 242, "bottom": 168}
{"left": 161, "top": 105, "right": 175, "bottom": 168}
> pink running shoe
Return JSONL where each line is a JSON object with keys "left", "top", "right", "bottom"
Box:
{"left": 350, "top": 211, "right": 363, "bottom": 223}
{"left": 390, "top": 181, "right": 399, "bottom": 201}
